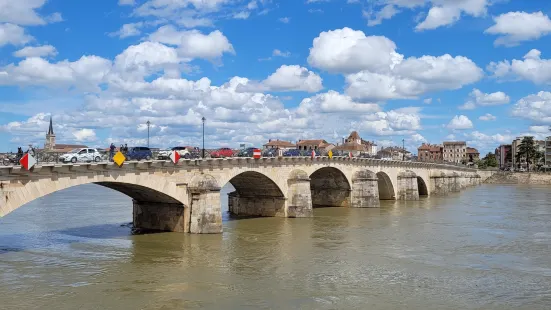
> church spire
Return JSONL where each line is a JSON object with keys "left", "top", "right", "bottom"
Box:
{"left": 47, "top": 116, "right": 54, "bottom": 135}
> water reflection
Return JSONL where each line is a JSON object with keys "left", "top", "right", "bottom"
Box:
{"left": 1, "top": 184, "right": 551, "bottom": 309}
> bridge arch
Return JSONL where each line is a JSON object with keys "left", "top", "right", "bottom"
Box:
{"left": 226, "top": 171, "right": 286, "bottom": 217}
{"left": 0, "top": 174, "right": 187, "bottom": 219}
{"left": 310, "top": 167, "right": 351, "bottom": 207}
{"left": 376, "top": 171, "right": 395, "bottom": 200}
{"left": 416, "top": 177, "right": 428, "bottom": 196}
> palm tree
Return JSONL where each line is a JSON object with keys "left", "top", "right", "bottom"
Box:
{"left": 518, "top": 136, "right": 537, "bottom": 171}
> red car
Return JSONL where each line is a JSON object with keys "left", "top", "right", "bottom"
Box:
{"left": 210, "top": 147, "right": 234, "bottom": 158}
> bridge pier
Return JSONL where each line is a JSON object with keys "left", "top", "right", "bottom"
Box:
{"left": 450, "top": 173, "right": 461, "bottom": 192}
{"left": 351, "top": 170, "right": 380, "bottom": 207}
{"left": 397, "top": 171, "right": 419, "bottom": 200}
{"left": 228, "top": 192, "right": 286, "bottom": 217}
{"left": 286, "top": 170, "right": 313, "bottom": 217}
{"left": 431, "top": 172, "right": 449, "bottom": 196}
{"left": 132, "top": 201, "right": 187, "bottom": 232}
{"left": 188, "top": 175, "right": 223, "bottom": 234}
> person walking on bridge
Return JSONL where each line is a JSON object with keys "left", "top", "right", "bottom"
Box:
{"left": 109, "top": 143, "right": 116, "bottom": 162}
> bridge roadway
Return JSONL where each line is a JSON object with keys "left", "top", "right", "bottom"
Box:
{"left": 0, "top": 156, "right": 484, "bottom": 234}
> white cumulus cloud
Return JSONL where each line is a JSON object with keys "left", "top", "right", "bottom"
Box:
{"left": 13, "top": 45, "right": 57, "bottom": 58}
{"left": 459, "top": 88, "right": 510, "bottom": 110}
{"left": 447, "top": 115, "right": 473, "bottom": 130}
{"left": 485, "top": 11, "right": 551, "bottom": 47}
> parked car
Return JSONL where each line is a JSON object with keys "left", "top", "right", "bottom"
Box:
{"left": 210, "top": 147, "right": 234, "bottom": 158}
{"left": 60, "top": 148, "right": 103, "bottom": 163}
{"left": 157, "top": 146, "right": 191, "bottom": 160}
{"left": 263, "top": 149, "right": 278, "bottom": 157}
{"left": 125, "top": 147, "right": 153, "bottom": 161}
{"left": 301, "top": 149, "right": 321, "bottom": 156}
{"left": 237, "top": 147, "right": 257, "bottom": 157}
{"left": 283, "top": 149, "right": 302, "bottom": 157}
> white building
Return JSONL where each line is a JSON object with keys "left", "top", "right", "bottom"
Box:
{"left": 443, "top": 141, "right": 466, "bottom": 164}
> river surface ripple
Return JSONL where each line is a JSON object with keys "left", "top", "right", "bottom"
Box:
{"left": 1, "top": 184, "right": 551, "bottom": 310}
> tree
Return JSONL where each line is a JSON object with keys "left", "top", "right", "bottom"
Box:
{"left": 518, "top": 136, "right": 537, "bottom": 171}
{"left": 484, "top": 152, "right": 498, "bottom": 167}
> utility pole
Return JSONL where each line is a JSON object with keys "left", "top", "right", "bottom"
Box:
{"left": 202, "top": 117, "right": 206, "bottom": 158}
{"left": 146, "top": 120, "right": 151, "bottom": 148}
{"left": 402, "top": 138, "right": 405, "bottom": 161}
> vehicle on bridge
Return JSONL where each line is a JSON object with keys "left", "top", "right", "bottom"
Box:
{"left": 210, "top": 147, "right": 234, "bottom": 158}
{"left": 283, "top": 149, "right": 302, "bottom": 157}
{"left": 262, "top": 148, "right": 277, "bottom": 157}
{"left": 157, "top": 147, "right": 191, "bottom": 160}
{"left": 125, "top": 147, "right": 153, "bottom": 161}
{"left": 59, "top": 148, "right": 103, "bottom": 163}
{"left": 237, "top": 147, "right": 258, "bottom": 157}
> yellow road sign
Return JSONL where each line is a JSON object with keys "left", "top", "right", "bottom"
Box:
{"left": 328, "top": 150, "right": 333, "bottom": 159}
{"left": 113, "top": 151, "right": 126, "bottom": 167}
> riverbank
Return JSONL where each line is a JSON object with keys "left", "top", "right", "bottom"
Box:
{"left": 485, "top": 171, "right": 551, "bottom": 185}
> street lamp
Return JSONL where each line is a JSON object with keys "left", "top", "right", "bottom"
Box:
{"left": 402, "top": 138, "right": 405, "bottom": 161}
{"left": 146, "top": 120, "right": 151, "bottom": 148}
{"left": 202, "top": 117, "right": 206, "bottom": 158}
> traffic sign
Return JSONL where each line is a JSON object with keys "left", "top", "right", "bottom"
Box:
{"left": 328, "top": 150, "right": 333, "bottom": 159}
{"left": 169, "top": 150, "right": 180, "bottom": 164}
{"left": 253, "top": 149, "right": 261, "bottom": 159}
{"left": 349, "top": 152, "right": 353, "bottom": 158}
{"left": 113, "top": 151, "right": 126, "bottom": 167}
{"left": 19, "top": 153, "right": 36, "bottom": 171}
{"left": 311, "top": 150, "right": 315, "bottom": 159}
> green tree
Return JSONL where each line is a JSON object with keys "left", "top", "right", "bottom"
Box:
{"left": 518, "top": 136, "right": 537, "bottom": 171}
{"left": 484, "top": 152, "right": 498, "bottom": 167}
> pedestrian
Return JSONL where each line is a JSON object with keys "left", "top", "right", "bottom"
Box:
{"left": 109, "top": 143, "right": 115, "bottom": 161}
{"left": 124, "top": 144, "right": 128, "bottom": 154}
{"left": 120, "top": 144, "right": 125, "bottom": 155}
{"left": 27, "top": 144, "right": 35, "bottom": 157}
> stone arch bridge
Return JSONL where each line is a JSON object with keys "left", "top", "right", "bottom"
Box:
{"left": 0, "top": 157, "right": 483, "bottom": 234}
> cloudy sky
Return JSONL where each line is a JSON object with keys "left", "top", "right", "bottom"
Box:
{"left": 1, "top": 0, "right": 550, "bottom": 154}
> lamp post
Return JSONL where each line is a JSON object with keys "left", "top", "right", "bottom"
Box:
{"left": 146, "top": 120, "right": 151, "bottom": 148}
{"left": 202, "top": 117, "right": 206, "bottom": 158}
{"left": 402, "top": 138, "right": 405, "bottom": 161}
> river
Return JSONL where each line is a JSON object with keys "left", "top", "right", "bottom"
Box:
{"left": 1, "top": 184, "right": 550, "bottom": 309}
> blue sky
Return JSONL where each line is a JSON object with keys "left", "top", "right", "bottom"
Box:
{"left": 1, "top": 0, "right": 551, "bottom": 155}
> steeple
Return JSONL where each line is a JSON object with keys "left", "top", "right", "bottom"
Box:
{"left": 47, "top": 116, "right": 54, "bottom": 135}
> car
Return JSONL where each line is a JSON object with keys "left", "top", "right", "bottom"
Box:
{"left": 210, "top": 147, "right": 234, "bottom": 158}
{"left": 262, "top": 149, "right": 278, "bottom": 157}
{"left": 157, "top": 146, "right": 191, "bottom": 160}
{"left": 237, "top": 147, "right": 257, "bottom": 157}
{"left": 283, "top": 149, "right": 302, "bottom": 157}
{"left": 125, "top": 146, "right": 153, "bottom": 161}
{"left": 60, "top": 148, "right": 103, "bottom": 163}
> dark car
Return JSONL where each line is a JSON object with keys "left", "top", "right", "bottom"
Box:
{"left": 262, "top": 148, "right": 278, "bottom": 157}
{"left": 210, "top": 147, "right": 234, "bottom": 158}
{"left": 237, "top": 147, "right": 257, "bottom": 157}
{"left": 125, "top": 146, "right": 153, "bottom": 161}
{"left": 283, "top": 149, "right": 302, "bottom": 157}
{"left": 301, "top": 149, "right": 321, "bottom": 156}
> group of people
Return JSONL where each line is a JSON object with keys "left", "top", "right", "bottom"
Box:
{"left": 108, "top": 143, "right": 129, "bottom": 161}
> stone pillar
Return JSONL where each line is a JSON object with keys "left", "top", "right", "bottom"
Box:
{"left": 431, "top": 172, "right": 449, "bottom": 196}
{"left": 133, "top": 201, "right": 187, "bottom": 232}
{"left": 351, "top": 170, "right": 380, "bottom": 207}
{"left": 286, "top": 170, "right": 313, "bottom": 217}
{"left": 397, "top": 171, "right": 419, "bottom": 200}
{"left": 188, "top": 174, "right": 222, "bottom": 234}
{"left": 227, "top": 192, "right": 286, "bottom": 217}
{"left": 450, "top": 173, "right": 461, "bottom": 192}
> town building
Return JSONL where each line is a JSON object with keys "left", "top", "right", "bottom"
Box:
{"left": 466, "top": 147, "right": 480, "bottom": 164}
{"left": 377, "top": 146, "right": 410, "bottom": 161}
{"left": 334, "top": 131, "right": 377, "bottom": 156}
{"left": 43, "top": 117, "right": 88, "bottom": 153}
{"left": 263, "top": 139, "right": 295, "bottom": 151}
{"left": 546, "top": 137, "right": 551, "bottom": 167}
{"left": 296, "top": 139, "right": 335, "bottom": 153}
{"left": 495, "top": 144, "right": 512, "bottom": 169}
{"left": 417, "top": 143, "right": 443, "bottom": 162}
{"left": 443, "top": 141, "right": 467, "bottom": 164}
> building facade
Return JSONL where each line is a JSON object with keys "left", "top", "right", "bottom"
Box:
{"left": 417, "top": 143, "right": 443, "bottom": 162}
{"left": 466, "top": 147, "right": 480, "bottom": 164}
{"left": 263, "top": 139, "right": 295, "bottom": 151}
{"left": 443, "top": 141, "right": 467, "bottom": 163}
{"left": 296, "top": 139, "right": 334, "bottom": 152}
{"left": 495, "top": 144, "right": 512, "bottom": 169}
{"left": 546, "top": 137, "right": 551, "bottom": 167}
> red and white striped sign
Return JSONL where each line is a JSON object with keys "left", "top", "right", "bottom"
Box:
{"left": 253, "top": 149, "right": 261, "bottom": 159}
{"left": 311, "top": 150, "right": 315, "bottom": 159}
{"left": 19, "top": 153, "right": 36, "bottom": 171}
{"left": 169, "top": 150, "right": 180, "bottom": 163}
{"left": 349, "top": 152, "right": 353, "bottom": 158}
